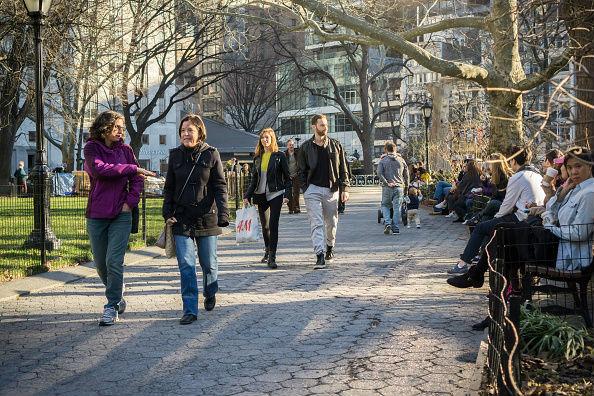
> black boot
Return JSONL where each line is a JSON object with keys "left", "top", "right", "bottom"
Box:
{"left": 267, "top": 250, "right": 277, "bottom": 269}
{"left": 325, "top": 245, "right": 334, "bottom": 261}
{"left": 260, "top": 248, "right": 269, "bottom": 263}
{"left": 314, "top": 253, "right": 326, "bottom": 269}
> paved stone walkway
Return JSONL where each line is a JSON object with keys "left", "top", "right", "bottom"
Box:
{"left": 0, "top": 187, "right": 486, "bottom": 395}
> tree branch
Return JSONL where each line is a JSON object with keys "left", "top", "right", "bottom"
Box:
{"left": 400, "top": 16, "right": 488, "bottom": 41}
{"left": 515, "top": 48, "right": 573, "bottom": 92}
{"left": 290, "top": 0, "right": 490, "bottom": 86}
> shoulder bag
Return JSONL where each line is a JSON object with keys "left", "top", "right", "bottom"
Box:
{"left": 156, "top": 151, "right": 203, "bottom": 258}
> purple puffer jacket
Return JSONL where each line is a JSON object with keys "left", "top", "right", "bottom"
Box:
{"left": 84, "top": 139, "right": 143, "bottom": 219}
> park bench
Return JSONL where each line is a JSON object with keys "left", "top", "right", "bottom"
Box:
{"left": 522, "top": 259, "right": 593, "bottom": 328}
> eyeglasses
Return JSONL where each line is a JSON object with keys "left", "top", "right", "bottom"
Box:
{"left": 113, "top": 125, "right": 125, "bottom": 132}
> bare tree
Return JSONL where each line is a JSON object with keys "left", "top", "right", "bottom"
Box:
{"left": 116, "top": 1, "right": 235, "bottom": 156}
{"left": 0, "top": 0, "right": 83, "bottom": 184}
{"left": 275, "top": 35, "right": 407, "bottom": 172}
{"left": 209, "top": 0, "right": 578, "bottom": 155}
{"left": 44, "top": 0, "right": 119, "bottom": 171}
{"left": 221, "top": 59, "right": 288, "bottom": 133}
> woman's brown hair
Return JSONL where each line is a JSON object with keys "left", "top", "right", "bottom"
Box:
{"left": 178, "top": 114, "right": 207, "bottom": 142}
{"left": 88, "top": 110, "right": 124, "bottom": 142}
{"left": 254, "top": 128, "right": 279, "bottom": 157}
{"left": 488, "top": 153, "right": 512, "bottom": 187}
{"left": 465, "top": 159, "right": 481, "bottom": 180}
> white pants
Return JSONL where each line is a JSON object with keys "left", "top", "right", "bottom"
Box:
{"left": 304, "top": 184, "right": 339, "bottom": 255}
{"left": 407, "top": 209, "right": 421, "bottom": 226}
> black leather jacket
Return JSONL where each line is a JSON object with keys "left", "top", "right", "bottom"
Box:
{"left": 298, "top": 136, "right": 350, "bottom": 193}
{"left": 244, "top": 151, "right": 292, "bottom": 201}
{"left": 162, "top": 143, "right": 229, "bottom": 237}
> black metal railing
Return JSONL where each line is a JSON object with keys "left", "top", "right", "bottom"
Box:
{"left": 485, "top": 228, "right": 523, "bottom": 396}
{"left": 1, "top": 169, "right": 391, "bottom": 281}
{"left": 484, "top": 222, "right": 594, "bottom": 395}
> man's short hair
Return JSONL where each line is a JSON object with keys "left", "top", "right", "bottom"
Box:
{"left": 506, "top": 145, "right": 532, "bottom": 166}
{"left": 384, "top": 141, "right": 396, "bottom": 153}
{"left": 311, "top": 114, "right": 327, "bottom": 125}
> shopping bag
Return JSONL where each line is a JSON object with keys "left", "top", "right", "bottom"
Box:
{"left": 235, "top": 205, "right": 260, "bottom": 243}
{"left": 156, "top": 223, "right": 176, "bottom": 258}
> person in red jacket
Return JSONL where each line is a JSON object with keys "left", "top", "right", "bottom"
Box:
{"left": 84, "top": 110, "right": 154, "bottom": 326}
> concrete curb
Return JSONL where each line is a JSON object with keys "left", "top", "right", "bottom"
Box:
{"left": 0, "top": 246, "right": 163, "bottom": 302}
{"left": 456, "top": 334, "right": 488, "bottom": 396}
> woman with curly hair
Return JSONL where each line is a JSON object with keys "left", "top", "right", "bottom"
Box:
{"left": 84, "top": 110, "right": 155, "bottom": 326}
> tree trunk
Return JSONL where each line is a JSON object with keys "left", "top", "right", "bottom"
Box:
{"left": 128, "top": 123, "right": 143, "bottom": 159}
{"left": 574, "top": 56, "right": 594, "bottom": 149}
{"left": 487, "top": 90, "right": 524, "bottom": 153}
{"left": 60, "top": 123, "right": 76, "bottom": 172}
{"left": 486, "top": 0, "right": 526, "bottom": 151}
{"left": 561, "top": 0, "right": 594, "bottom": 148}
{"left": 0, "top": 125, "right": 17, "bottom": 185}
{"left": 360, "top": 134, "right": 374, "bottom": 174}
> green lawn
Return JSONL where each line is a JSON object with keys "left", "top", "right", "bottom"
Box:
{"left": 0, "top": 195, "right": 238, "bottom": 281}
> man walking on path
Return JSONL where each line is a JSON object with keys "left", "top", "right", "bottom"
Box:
{"left": 285, "top": 138, "right": 301, "bottom": 214}
{"left": 377, "top": 141, "right": 409, "bottom": 235}
{"left": 298, "top": 114, "right": 350, "bottom": 269}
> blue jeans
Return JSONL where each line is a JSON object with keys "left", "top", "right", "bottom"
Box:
{"left": 381, "top": 186, "right": 404, "bottom": 229}
{"left": 87, "top": 212, "right": 132, "bottom": 308}
{"left": 460, "top": 214, "right": 518, "bottom": 264}
{"left": 174, "top": 235, "right": 219, "bottom": 316}
{"left": 433, "top": 181, "right": 452, "bottom": 201}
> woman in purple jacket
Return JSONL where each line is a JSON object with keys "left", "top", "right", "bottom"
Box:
{"left": 84, "top": 111, "right": 155, "bottom": 326}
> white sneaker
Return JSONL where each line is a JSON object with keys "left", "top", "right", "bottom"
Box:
{"left": 406, "top": 225, "right": 411, "bottom": 229}
{"left": 435, "top": 201, "right": 446, "bottom": 209}
{"left": 416, "top": 225, "right": 421, "bottom": 229}
{"left": 445, "top": 212, "right": 456, "bottom": 218}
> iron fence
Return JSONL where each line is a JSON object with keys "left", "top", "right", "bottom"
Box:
{"left": 1, "top": 169, "right": 401, "bottom": 281}
{"left": 0, "top": 170, "right": 250, "bottom": 281}
{"left": 484, "top": 222, "right": 594, "bottom": 395}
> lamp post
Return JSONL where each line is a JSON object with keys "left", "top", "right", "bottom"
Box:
{"left": 421, "top": 100, "right": 433, "bottom": 172}
{"left": 23, "top": 0, "right": 60, "bottom": 261}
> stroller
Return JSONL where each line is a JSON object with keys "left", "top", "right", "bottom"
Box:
{"left": 377, "top": 202, "right": 408, "bottom": 227}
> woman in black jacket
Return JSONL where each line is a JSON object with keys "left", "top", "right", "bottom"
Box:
{"left": 243, "top": 128, "right": 291, "bottom": 269}
{"left": 162, "top": 114, "right": 229, "bottom": 325}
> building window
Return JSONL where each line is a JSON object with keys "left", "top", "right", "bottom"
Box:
{"left": 159, "top": 135, "right": 166, "bottom": 145}
{"left": 335, "top": 113, "right": 354, "bottom": 132}
{"left": 28, "top": 131, "right": 36, "bottom": 142}
{"left": 159, "top": 159, "right": 168, "bottom": 174}
{"left": 142, "top": 134, "right": 149, "bottom": 145}
{"left": 279, "top": 117, "right": 306, "bottom": 136}
{"left": 339, "top": 85, "right": 360, "bottom": 105}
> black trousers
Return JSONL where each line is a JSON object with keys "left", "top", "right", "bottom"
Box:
{"left": 257, "top": 194, "right": 284, "bottom": 252}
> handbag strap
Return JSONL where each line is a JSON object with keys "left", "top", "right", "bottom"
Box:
{"left": 173, "top": 151, "right": 203, "bottom": 215}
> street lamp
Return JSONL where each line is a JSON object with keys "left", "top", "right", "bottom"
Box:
{"left": 421, "top": 100, "right": 433, "bottom": 172}
{"left": 23, "top": 0, "right": 60, "bottom": 260}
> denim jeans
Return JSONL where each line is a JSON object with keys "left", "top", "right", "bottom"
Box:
{"left": 87, "top": 212, "right": 132, "bottom": 308}
{"left": 433, "top": 181, "right": 452, "bottom": 201}
{"left": 174, "top": 235, "right": 219, "bottom": 316}
{"left": 381, "top": 186, "right": 404, "bottom": 229}
{"left": 460, "top": 214, "right": 518, "bottom": 264}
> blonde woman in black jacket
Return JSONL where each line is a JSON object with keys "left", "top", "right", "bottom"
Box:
{"left": 243, "top": 128, "right": 292, "bottom": 269}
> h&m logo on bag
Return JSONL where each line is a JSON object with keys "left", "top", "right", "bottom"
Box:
{"left": 236, "top": 219, "right": 252, "bottom": 233}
